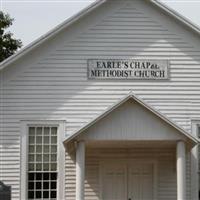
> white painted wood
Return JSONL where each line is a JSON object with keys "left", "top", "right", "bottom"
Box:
{"left": 128, "top": 162, "right": 154, "bottom": 200}
{"left": 76, "top": 140, "right": 85, "bottom": 200}
{"left": 67, "top": 94, "right": 198, "bottom": 144}
{"left": 57, "top": 121, "right": 66, "bottom": 200}
{"left": 80, "top": 100, "right": 186, "bottom": 141}
{"left": 101, "top": 161, "right": 155, "bottom": 200}
{"left": 101, "top": 163, "right": 127, "bottom": 200}
{"left": 1, "top": 0, "right": 200, "bottom": 198}
{"left": 20, "top": 121, "right": 28, "bottom": 200}
{"left": 177, "top": 141, "right": 186, "bottom": 200}
{"left": 66, "top": 147, "right": 183, "bottom": 200}
{"left": 191, "top": 121, "right": 199, "bottom": 200}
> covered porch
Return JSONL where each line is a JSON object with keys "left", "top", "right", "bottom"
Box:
{"left": 64, "top": 94, "right": 198, "bottom": 200}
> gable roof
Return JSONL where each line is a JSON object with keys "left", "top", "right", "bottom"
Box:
{"left": 1, "top": 0, "right": 200, "bottom": 71}
{"left": 63, "top": 93, "right": 199, "bottom": 145}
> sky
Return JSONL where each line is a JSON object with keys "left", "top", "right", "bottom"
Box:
{"left": 1, "top": 0, "right": 200, "bottom": 47}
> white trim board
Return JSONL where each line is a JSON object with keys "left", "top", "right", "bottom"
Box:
{"left": 190, "top": 120, "right": 199, "bottom": 200}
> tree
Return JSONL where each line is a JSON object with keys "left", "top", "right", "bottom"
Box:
{"left": 0, "top": 11, "right": 22, "bottom": 62}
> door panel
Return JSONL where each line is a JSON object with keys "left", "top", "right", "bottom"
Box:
{"left": 128, "top": 164, "right": 141, "bottom": 200}
{"left": 128, "top": 163, "right": 154, "bottom": 200}
{"left": 101, "top": 162, "right": 155, "bottom": 200}
{"left": 102, "top": 164, "right": 127, "bottom": 200}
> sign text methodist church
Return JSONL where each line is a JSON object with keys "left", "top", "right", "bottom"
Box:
{"left": 88, "top": 59, "right": 169, "bottom": 80}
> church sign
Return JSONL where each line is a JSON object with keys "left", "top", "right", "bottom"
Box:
{"left": 88, "top": 59, "right": 169, "bottom": 80}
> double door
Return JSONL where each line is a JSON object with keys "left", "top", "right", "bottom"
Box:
{"left": 101, "top": 161, "right": 155, "bottom": 200}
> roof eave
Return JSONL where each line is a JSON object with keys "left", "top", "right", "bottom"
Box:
{"left": 0, "top": 0, "right": 105, "bottom": 71}
{"left": 151, "top": 0, "right": 200, "bottom": 35}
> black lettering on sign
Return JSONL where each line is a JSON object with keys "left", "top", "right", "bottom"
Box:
{"left": 88, "top": 60, "right": 169, "bottom": 80}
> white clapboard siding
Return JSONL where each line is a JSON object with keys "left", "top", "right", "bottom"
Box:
{"left": 1, "top": 0, "right": 200, "bottom": 199}
{"left": 65, "top": 148, "right": 191, "bottom": 200}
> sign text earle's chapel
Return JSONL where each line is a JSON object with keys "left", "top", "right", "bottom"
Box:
{"left": 88, "top": 59, "right": 169, "bottom": 80}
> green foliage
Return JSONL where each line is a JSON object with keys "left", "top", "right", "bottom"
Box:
{"left": 0, "top": 11, "right": 22, "bottom": 62}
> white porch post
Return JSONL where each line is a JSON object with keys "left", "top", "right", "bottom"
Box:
{"left": 176, "top": 140, "right": 186, "bottom": 200}
{"left": 76, "top": 140, "right": 85, "bottom": 200}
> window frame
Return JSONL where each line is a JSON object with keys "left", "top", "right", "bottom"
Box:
{"left": 20, "top": 120, "right": 66, "bottom": 200}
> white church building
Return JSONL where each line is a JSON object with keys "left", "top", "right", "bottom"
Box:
{"left": 0, "top": 0, "right": 200, "bottom": 199}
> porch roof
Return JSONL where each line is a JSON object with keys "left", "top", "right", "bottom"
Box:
{"left": 63, "top": 93, "right": 199, "bottom": 145}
